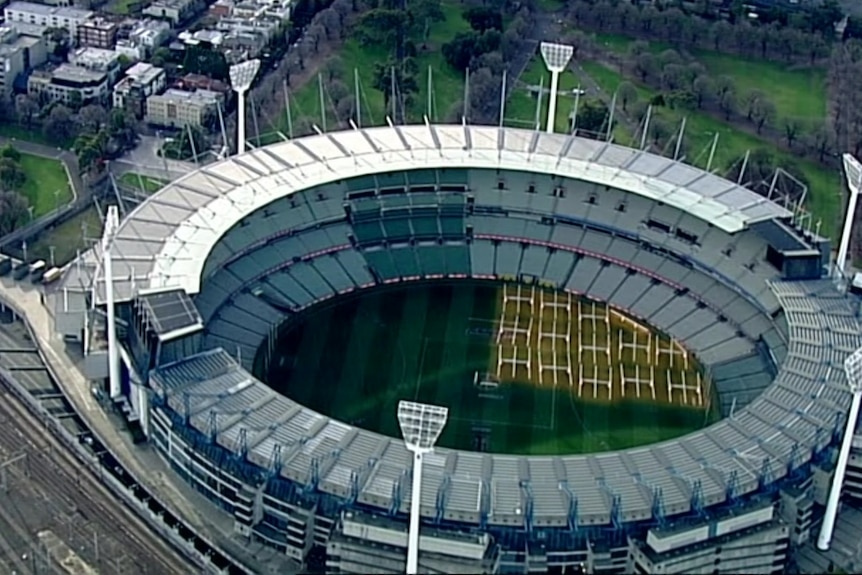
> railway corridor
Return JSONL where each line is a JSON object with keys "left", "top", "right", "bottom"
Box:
{"left": 0, "top": 383, "right": 194, "bottom": 575}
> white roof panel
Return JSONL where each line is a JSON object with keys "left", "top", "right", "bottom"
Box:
{"left": 78, "top": 124, "right": 790, "bottom": 303}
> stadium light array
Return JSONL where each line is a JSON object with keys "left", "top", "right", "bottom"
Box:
{"left": 817, "top": 345, "right": 862, "bottom": 551}
{"left": 539, "top": 42, "right": 574, "bottom": 135}
{"left": 397, "top": 400, "right": 448, "bottom": 575}
{"left": 229, "top": 59, "right": 261, "bottom": 156}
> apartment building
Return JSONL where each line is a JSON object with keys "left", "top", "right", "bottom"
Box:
{"left": 113, "top": 62, "right": 166, "bottom": 118}
{"left": 145, "top": 88, "right": 221, "bottom": 128}
{"left": 3, "top": 2, "right": 94, "bottom": 39}
{"left": 0, "top": 24, "right": 47, "bottom": 100}
{"left": 142, "top": 0, "right": 198, "bottom": 25}
{"left": 77, "top": 17, "right": 119, "bottom": 49}
{"left": 28, "top": 63, "right": 109, "bottom": 105}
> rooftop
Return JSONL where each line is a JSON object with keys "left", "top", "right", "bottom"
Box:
{"left": 4, "top": 1, "right": 93, "bottom": 19}
{"left": 50, "top": 63, "right": 107, "bottom": 84}
{"left": 79, "top": 16, "right": 119, "bottom": 31}
{"left": 85, "top": 124, "right": 791, "bottom": 303}
{"left": 124, "top": 61, "right": 164, "bottom": 84}
{"left": 152, "top": 88, "right": 220, "bottom": 104}
{"left": 70, "top": 46, "right": 120, "bottom": 67}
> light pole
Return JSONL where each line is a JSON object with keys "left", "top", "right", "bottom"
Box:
{"left": 101, "top": 205, "right": 122, "bottom": 400}
{"left": 397, "top": 400, "right": 448, "bottom": 575}
{"left": 817, "top": 345, "right": 862, "bottom": 550}
{"left": 539, "top": 42, "right": 574, "bottom": 135}
{"left": 836, "top": 154, "right": 862, "bottom": 283}
{"left": 229, "top": 59, "right": 261, "bottom": 156}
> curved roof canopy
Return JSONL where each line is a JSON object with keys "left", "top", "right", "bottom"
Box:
{"left": 88, "top": 124, "right": 790, "bottom": 304}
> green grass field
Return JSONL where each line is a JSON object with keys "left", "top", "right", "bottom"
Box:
{"left": 262, "top": 280, "right": 717, "bottom": 455}
{"left": 27, "top": 205, "right": 101, "bottom": 265}
{"left": 118, "top": 172, "right": 166, "bottom": 193}
{"left": 18, "top": 153, "right": 73, "bottom": 218}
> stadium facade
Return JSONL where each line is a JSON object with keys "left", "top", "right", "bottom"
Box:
{"left": 54, "top": 124, "right": 862, "bottom": 574}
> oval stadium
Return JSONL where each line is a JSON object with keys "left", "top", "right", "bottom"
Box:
{"left": 51, "top": 123, "right": 862, "bottom": 575}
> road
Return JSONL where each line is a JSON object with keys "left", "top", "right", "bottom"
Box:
{"left": 108, "top": 135, "right": 196, "bottom": 183}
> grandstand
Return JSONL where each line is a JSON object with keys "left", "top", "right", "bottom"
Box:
{"left": 51, "top": 124, "right": 860, "bottom": 574}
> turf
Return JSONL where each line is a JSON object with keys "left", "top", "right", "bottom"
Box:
{"left": 262, "top": 280, "right": 716, "bottom": 455}
{"left": 17, "top": 153, "right": 73, "bottom": 218}
{"left": 118, "top": 172, "right": 166, "bottom": 193}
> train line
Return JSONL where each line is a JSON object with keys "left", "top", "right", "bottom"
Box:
{"left": 0, "top": 384, "right": 194, "bottom": 574}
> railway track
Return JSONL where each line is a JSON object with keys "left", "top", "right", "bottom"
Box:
{"left": 0, "top": 386, "right": 194, "bottom": 575}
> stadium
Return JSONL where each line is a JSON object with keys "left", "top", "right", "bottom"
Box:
{"left": 54, "top": 122, "right": 862, "bottom": 574}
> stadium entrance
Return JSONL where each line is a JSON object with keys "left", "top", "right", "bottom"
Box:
{"left": 256, "top": 279, "right": 719, "bottom": 455}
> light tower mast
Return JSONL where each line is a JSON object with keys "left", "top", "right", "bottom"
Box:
{"left": 836, "top": 154, "right": 862, "bottom": 283}
{"left": 229, "top": 59, "right": 261, "bottom": 156}
{"left": 539, "top": 42, "right": 574, "bottom": 135}
{"left": 397, "top": 400, "right": 448, "bottom": 575}
{"left": 101, "top": 205, "right": 122, "bottom": 399}
{"left": 818, "top": 345, "right": 862, "bottom": 550}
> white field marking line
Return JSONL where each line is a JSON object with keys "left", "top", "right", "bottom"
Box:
{"left": 580, "top": 364, "right": 612, "bottom": 400}
{"left": 448, "top": 413, "right": 554, "bottom": 431}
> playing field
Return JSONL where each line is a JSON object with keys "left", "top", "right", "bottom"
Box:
{"left": 261, "top": 280, "right": 719, "bottom": 455}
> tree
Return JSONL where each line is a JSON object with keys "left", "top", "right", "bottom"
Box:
{"left": 0, "top": 145, "right": 21, "bottom": 163}
{"left": 151, "top": 47, "right": 172, "bottom": 67}
{"left": 575, "top": 100, "right": 611, "bottom": 139}
{"left": 467, "top": 66, "right": 500, "bottom": 124}
{"left": 0, "top": 157, "right": 25, "bottom": 190}
{"left": 633, "top": 53, "right": 658, "bottom": 82}
{"left": 78, "top": 104, "right": 107, "bottom": 133}
{"left": 783, "top": 118, "right": 801, "bottom": 148}
{"left": 14, "top": 94, "right": 38, "bottom": 129}
{"left": 372, "top": 59, "right": 419, "bottom": 117}
{"left": 318, "top": 8, "right": 342, "bottom": 40}
{"left": 745, "top": 89, "right": 766, "bottom": 121}
{"left": 183, "top": 43, "right": 229, "bottom": 81}
{"left": 44, "top": 105, "right": 74, "bottom": 142}
{"left": 718, "top": 90, "right": 737, "bottom": 120}
{"left": 691, "top": 75, "right": 713, "bottom": 108}
{"left": 750, "top": 97, "right": 776, "bottom": 134}
{"left": 0, "top": 191, "right": 28, "bottom": 236}
{"left": 464, "top": 6, "right": 503, "bottom": 32}
{"left": 617, "top": 81, "right": 638, "bottom": 112}
{"left": 354, "top": 9, "right": 407, "bottom": 51}
{"left": 442, "top": 31, "right": 501, "bottom": 72}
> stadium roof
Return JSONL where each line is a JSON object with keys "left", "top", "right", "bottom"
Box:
{"left": 85, "top": 124, "right": 791, "bottom": 304}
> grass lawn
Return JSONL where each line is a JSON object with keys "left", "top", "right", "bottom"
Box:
{"left": 0, "top": 124, "right": 72, "bottom": 149}
{"left": 17, "top": 153, "right": 73, "bottom": 218}
{"left": 262, "top": 280, "right": 713, "bottom": 455}
{"left": 576, "top": 60, "right": 842, "bottom": 238}
{"left": 118, "top": 172, "right": 166, "bottom": 193}
{"left": 589, "top": 32, "right": 826, "bottom": 122}
{"left": 506, "top": 57, "right": 596, "bottom": 133}
{"left": 28, "top": 206, "right": 102, "bottom": 266}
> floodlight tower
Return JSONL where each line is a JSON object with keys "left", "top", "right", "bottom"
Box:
{"left": 229, "top": 59, "right": 261, "bottom": 156}
{"left": 539, "top": 42, "right": 574, "bottom": 134}
{"left": 397, "top": 400, "right": 449, "bottom": 575}
{"left": 101, "top": 205, "right": 122, "bottom": 400}
{"left": 836, "top": 154, "right": 862, "bottom": 281}
{"left": 817, "top": 345, "right": 862, "bottom": 551}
